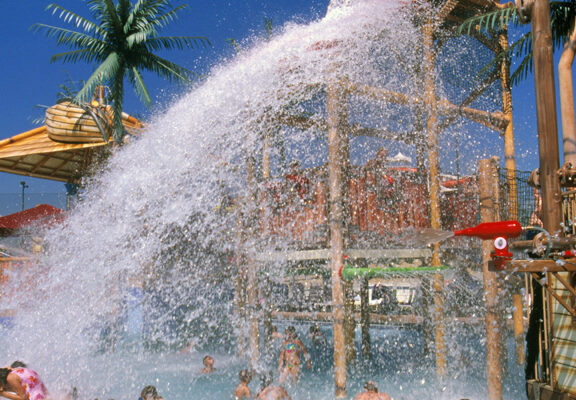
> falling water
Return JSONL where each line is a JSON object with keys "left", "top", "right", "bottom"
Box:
{"left": 0, "top": 1, "right": 523, "bottom": 399}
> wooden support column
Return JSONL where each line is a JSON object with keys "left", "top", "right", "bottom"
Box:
{"left": 344, "top": 280, "right": 356, "bottom": 364}
{"left": 360, "top": 277, "right": 371, "bottom": 359}
{"left": 245, "top": 156, "right": 260, "bottom": 369}
{"left": 327, "top": 82, "right": 348, "bottom": 398}
{"left": 499, "top": 28, "right": 518, "bottom": 221}
{"left": 531, "top": 0, "right": 562, "bottom": 235}
{"left": 423, "top": 20, "right": 446, "bottom": 379}
{"left": 513, "top": 293, "right": 526, "bottom": 365}
{"left": 479, "top": 157, "right": 503, "bottom": 400}
{"left": 530, "top": 1, "right": 563, "bottom": 389}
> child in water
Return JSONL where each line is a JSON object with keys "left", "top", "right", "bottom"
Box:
{"left": 278, "top": 326, "right": 311, "bottom": 384}
{"left": 233, "top": 369, "right": 252, "bottom": 399}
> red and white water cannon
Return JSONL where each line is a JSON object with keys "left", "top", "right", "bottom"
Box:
{"left": 453, "top": 220, "right": 523, "bottom": 270}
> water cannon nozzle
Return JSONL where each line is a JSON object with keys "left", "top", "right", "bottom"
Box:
{"left": 453, "top": 220, "right": 522, "bottom": 240}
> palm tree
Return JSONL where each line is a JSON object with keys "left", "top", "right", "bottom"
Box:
{"left": 458, "top": 1, "right": 576, "bottom": 86}
{"left": 33, "top": 0, "right": 210, "bottom": 143}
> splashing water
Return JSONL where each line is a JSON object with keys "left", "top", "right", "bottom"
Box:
{"left": 0, "top": 1, "right": 524, "bottom": 399}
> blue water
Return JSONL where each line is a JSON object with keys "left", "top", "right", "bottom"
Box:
{"left": 27, "top": 322, "right": 521, "bottom": 400}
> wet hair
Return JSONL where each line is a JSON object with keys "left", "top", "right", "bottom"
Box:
{"left": 0, "top": 368, "right": 10, "bottom": 386}
{"left": 239, "top": 369, "right": 252, "bottom": 383}
{"left": 260, "top": 372, "right": 274, "bottom": 389}
{"left": 364, "top": 381, "right": 378, "bottom": 392}
{"left": 10, "top": 361, "right": 27, "bottom": 369}
{"left": 203, "top": 355, "right": 213, "bottom": 365}
{"left": 140, "top": 385, "right": 158, "bottom": 400}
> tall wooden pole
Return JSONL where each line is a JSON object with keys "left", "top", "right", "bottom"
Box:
{"left": 558, "top": 18, "right": 576, "bottom": 166}
{"left": 499, "top": 27, "right": 525, "bottom": 366}
{"left": 531, "top": 0, "right": 562, "bottom": 235}
{"left": 530, "top": 0, "right": 563, "bottom": 389}
{"left": 327, "top": 83, "right": 348, "bottom": 398}
{"left": 245, "top": 156, "right": 260, "bottom": 369}
{"left": 423, "top": 20, "right": 446, "bottom": 379}
{"left": 360, "top": 277, "right": 371, "bottom": 359}
{"left": 512, "top": 293, "right": 526, "bottom": 365}
{"left": 479, "top": 157, "right": 503, "bottom": 400}
{"left": 499, "top": 28, "right": 518, "bottom": 221}
{"left": 344, "top": 280, "right": 357, "bottom": 363}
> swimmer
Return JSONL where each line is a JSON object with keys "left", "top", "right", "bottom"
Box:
{"left": 233, "top": 369, "right": 252, "bottom": 399}
{"left": 257, "top": 373, "right": 291, "bottom": 400}
{"left": 278, "top": 326, "right": 311, "bottom": 384}
{"left": 308, "top": 324, "right": 327, "bottom": 346}
{"left": 353, "top": 381, "right": 390, "bottom": 400}
{"left": 0, "top": 366, "right": 48, "bottom": 400}
{"left": 202, "top": 355, "right": 216, "bottom": 373}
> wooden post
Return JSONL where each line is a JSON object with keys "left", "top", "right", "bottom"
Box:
{"left": 478, "top": 157, "right": 503, "bottom": 400}
{"left": 499, "top": 28, "right": 518, "bottom": 221}
{"left": 530, "top": 2, "right": 563, "bottom": 389}
{"left": 531, "top": 0, "right": 562, "bottom": 235}
{"left": 245, "top": 156, "right": 260, "bottom": 369}
{"left": 262, "top": 134, "right": 271, "bottom": 180}
{"left": 360, "top": 277, "right": 371, "bottom": 359}
{"left": 423, "top": 20, "right": 446, "bottom": 379}
{"left": 327, "top": 82, "right": 348, "bottom": 398}
{"left": 344, "top": 280, "right": 356, "bottom": 364}
{"left": 513, "top": 293, "right": 526, "bottom": 365}
{"left": 558, "top": 17, "right": 576, "bottom": 166}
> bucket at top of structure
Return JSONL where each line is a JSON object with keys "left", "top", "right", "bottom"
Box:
{"left": 45, "top": 100, "right": 112, "bottom": 144}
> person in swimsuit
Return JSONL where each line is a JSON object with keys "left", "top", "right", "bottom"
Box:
{"left": 0, "top": 367, "right": 48, "bottom": 400}
{"left": 278, "top": 326, "right": 311, "bottom": 384}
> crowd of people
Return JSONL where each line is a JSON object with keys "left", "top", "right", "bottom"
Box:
{"left": 0, "top": 327, "right": 392, "bottom": 400}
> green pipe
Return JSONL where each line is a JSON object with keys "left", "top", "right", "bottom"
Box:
{"left": 339, "top": 264, "right": 450, "bottom": 281}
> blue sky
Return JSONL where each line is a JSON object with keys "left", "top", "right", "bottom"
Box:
{"left": 0, "top": 0, "right": 558, "bottom": 212}
{"left": 0, "top": 0, "right": 329, "bottom": 198}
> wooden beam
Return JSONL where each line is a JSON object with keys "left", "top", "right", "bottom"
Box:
{"left": 254, "top": 248, "right": 432, "bottom": 262}
{"left": 437, "top": 0, "right": 461, "bottom": 22}
{"left": 506, "top": 259, "right": 576, "bottom": 273}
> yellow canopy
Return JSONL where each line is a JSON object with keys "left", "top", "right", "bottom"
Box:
{"left": 0, "top": 114, "right": 143, "bottom": 183}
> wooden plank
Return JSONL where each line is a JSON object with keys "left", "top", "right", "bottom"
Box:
{"left": 255, "top": 248, "right": 432, "bottom": 262}
{"left": 506, "top": 259, "right": 576, "bottom": 273}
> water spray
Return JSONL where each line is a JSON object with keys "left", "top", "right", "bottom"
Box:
{"left": 339, "top": 221, "right": 525, "bottom": 280}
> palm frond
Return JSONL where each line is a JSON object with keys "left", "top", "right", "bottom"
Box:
{"left": 76, "top": 52, "right": 122, "bottom": 104}
{"left": 129, "top": 67, "right": 152, "bottom": 107}
{"left": 45, "top": 4, "right": 103, "bottom": 36}
{"left": 144, "top": 36, "right": 211, "bottom": 52}
{"left": 264, "top": 17, "right": 273, "bottom": 41}
{"left": 141, "top": 53, "right": 197, "bottom": 84}
{"left": 458, "top": 6, "right": 516, "bottom": 36}
{"left": 32, "top": 24, "right": 108, "bottom": 56}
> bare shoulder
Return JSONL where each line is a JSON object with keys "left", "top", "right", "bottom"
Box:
{"left": 379, "top": 394, "right": 391, "bottom": 400}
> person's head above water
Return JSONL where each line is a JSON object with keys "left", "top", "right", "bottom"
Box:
{"left": 140, "top": 385, "right": 158, "bottom": 400}
{"left": 239, "top": 369, "right": 252, "bottom": 384}
{"left": 285, "top": 325, "right": 296, "bottom": 338}
{"left": 364, "top": 381, "right": 378, "bottom": 392}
